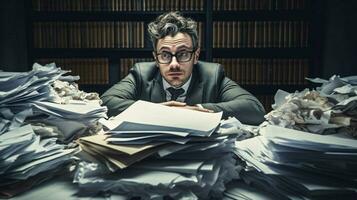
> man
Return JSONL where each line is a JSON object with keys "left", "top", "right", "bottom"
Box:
{"left": 101, "top": 12, "right": 265, "bottom": 125}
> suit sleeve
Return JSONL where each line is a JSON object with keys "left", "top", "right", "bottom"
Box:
{"left": 201, "top": 68, "right": 266, "bottom": 125}
{"left": 101, "top": 71, "right": 139, "bottom": 117}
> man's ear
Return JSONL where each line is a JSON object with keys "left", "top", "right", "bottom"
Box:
{"left": 194, "top": 47, "right": 200, "bottom": 64}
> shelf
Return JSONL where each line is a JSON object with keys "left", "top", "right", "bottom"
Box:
{"left": 31, "top": 11, "right": 206, "bottom": 21}
{"left": 32, "top": 48, "right": 154, "bottom": 57}
{"left": 213, "top": 48, "right": 312, "bottom": 58}
{"left": 213, "top": 10, "right": 311, "bottom": 21}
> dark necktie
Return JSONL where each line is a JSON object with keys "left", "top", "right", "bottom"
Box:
{"left": 167, "top": 87, "right": 185, "bottom": 101}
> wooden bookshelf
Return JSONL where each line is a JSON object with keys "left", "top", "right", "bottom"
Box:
{"left": 26, "top": 0, "right": 322, "bottom": 111}
{"left": 211, "top": 0, "right": 322, "bottom": 112}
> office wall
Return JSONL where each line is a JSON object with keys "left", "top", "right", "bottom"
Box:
{"left": 0, "top": 0, "right": 28, "bottom": 72}
{"left": 321, "top": 0, "right": 357, "bottom": 78}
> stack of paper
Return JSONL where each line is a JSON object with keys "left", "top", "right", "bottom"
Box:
{"left": 75, "top": 100, "right": 240, "bottom": 199}
{"left": 0, "top": 63, "right": 106, "bottom": 197}
{"left": 0, "top": 63, "right": 107, "bottom": 142}
{"left": 30, "top": 100, "right": 107, "bottom": 142}
{"left": 235, "top": 125, "right": 357, "bottom": 199}
{"left": 0, "top": 125, "right": 76, "bottom": 198}
{"left": 0, "top": 63, "right": 68, "bottom": 106}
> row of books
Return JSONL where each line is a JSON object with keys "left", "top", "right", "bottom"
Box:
{"left": 213, "top": 21, "right": 309, "bottom": 48}
{"left": 213, "top": 0, "right": 307, "bottom": 11}
{"left": 120, "top": 58, "right": 154, "bottom": 79}
{"left": 35, "top": 58, "right": 109, "bottom": 84}
{"left": 33, "top": 21, "right": 204, "bottom": 49}
{"left": 33, "top": 21, "right": 145, "bottom": 48}
{"left": 256, "top": 94, "right": 274, "bottom": 112}
{"left": 213, "top": 58, "right": 309, "bottom": 85}
{"left": 31, "top": 0, "right": 204, "bottom": 12}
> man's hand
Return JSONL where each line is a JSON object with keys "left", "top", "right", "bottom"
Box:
{"left": 181, "top": 105, "right": 214, "bottom": 113}
{"left": 160, "top": 101, "right": 214, "bottom": 113}
{"left": 160, "top": 101, "right": 187, "bottom": 107}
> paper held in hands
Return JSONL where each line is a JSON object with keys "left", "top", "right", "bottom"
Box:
{"left": 100, "top": 100, "right": 223, "bottom": 137}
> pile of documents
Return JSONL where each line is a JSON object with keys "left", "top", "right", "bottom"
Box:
{"left": 235, "top": 125, "right": 357, "bottom": 200}
{"left": 0, "top": 125, "right": 76, "bottom": 197}
{"left": 0, "top": 63, "right": 106, "bottom": 197}
{"left": 30, "top": 99, "right": 107, "bottom": 143}
{"left": 265, "top": 75, "right": 357, "bottom": 137}
{"left": 0, "top": 62, "right": 107, "bottom": 142}
{"left": 75, "top": 100, "right": 240, "bottom": 199}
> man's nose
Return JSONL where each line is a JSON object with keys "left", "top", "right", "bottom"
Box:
{"left": 169, "top": 56, "right": 180, "bottom": 69}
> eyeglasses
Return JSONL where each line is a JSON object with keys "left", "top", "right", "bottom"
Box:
{"left": 155, "top": 50, "right": 196, "bottom": 64}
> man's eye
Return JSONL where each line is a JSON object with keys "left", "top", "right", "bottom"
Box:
{"left": 161, "top": 52, "right": 171, "bottom": 58}
{"left": 177, "top": 51, "right": 189, "bottom": 58}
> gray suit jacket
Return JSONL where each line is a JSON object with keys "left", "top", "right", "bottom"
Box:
{"left": 101, "top": 61, "right": 265, "bottom": 125}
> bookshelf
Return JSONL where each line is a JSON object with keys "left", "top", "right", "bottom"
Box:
{"left": 26, "top": 0, "right": 323, "bottom": 112}
{"left": 211, "top": 0, "right": 323, "bottom": 112}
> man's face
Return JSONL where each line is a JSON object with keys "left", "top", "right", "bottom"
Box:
{"left": 154, "top": 32, "right": 200, "bottom": 87}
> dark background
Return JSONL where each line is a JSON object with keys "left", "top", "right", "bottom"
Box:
{"left": 1, "top": 0, "right": 357, "bottom": 79}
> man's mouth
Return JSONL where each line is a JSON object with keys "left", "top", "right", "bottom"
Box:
{"left": 168, "top": 72, "right": 183, "bottom": 76}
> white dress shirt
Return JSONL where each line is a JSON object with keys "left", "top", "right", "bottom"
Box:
{"left": 162, "top": 75, "right": 192, "bottom": 102}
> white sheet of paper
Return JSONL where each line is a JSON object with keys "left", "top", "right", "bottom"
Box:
{"left": 261, "top": 125, "right": 357, "bottom": 149}
{"left": 105, "top": 100, "right": 222, "bottom": 136}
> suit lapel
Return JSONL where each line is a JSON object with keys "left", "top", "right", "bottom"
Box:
{"left": 150, "top": 72, "right": 166, "bottom": 103}
{"left": 186, "top": 67, "right": 203, "bottom": 105}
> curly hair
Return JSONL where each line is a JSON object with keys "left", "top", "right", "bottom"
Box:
{"left": 147, "top": 11, "right": 199, "bottom": 51}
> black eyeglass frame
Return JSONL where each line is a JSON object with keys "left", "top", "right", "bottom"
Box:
{"left": 154, "top": 49, "right": 197, "bottom": 64}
